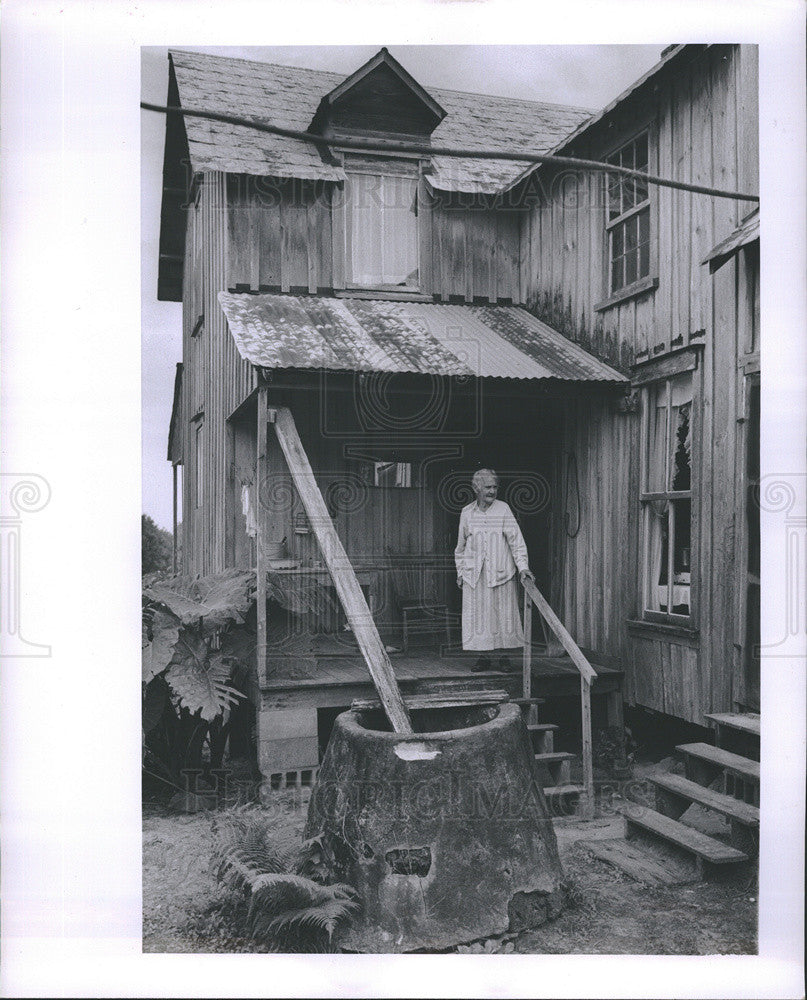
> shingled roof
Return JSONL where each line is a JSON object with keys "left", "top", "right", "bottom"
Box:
{"left": 168, "top": 48, "right": 592, "bottom": 194}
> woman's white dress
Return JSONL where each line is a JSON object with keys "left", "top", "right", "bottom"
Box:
{"left": 454, "top": 499, "right": 529, "bottom": 651}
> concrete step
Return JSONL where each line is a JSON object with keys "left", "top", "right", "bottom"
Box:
{"left": 615, "top": 801, "right": 749, "bottom": 874}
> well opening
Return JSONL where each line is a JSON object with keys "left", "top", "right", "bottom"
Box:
{"left": 356, "top": 704, "right": 498, "bottom": 734}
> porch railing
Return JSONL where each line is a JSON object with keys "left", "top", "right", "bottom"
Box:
{"left": 522, "top": 579, "right": 596, "bottom": 819}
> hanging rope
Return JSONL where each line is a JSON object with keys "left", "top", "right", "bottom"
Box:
{"left": 140, "top": 101, "right": 759, "bottom": 204}
{"left": 564, "top": 452, "right": 582, "bottom": 539}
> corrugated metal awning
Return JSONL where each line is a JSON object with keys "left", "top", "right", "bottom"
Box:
{"left": 218, "top": 293, "right": 626, "bottom": 384}
{"left": 702, "top": 209, "right": 759, "bottom": 273}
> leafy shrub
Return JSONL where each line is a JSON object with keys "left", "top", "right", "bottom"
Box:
{"left": 212, "top": 808, "right": 359, "bottom": 951}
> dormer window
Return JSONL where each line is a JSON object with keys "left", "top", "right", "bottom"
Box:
{"left": 344, "top": 167, "right": 419, "bottom": 289}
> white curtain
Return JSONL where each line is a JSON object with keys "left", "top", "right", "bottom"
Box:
{"left": 348, "top": 173, "right": 418, "bottom": 286}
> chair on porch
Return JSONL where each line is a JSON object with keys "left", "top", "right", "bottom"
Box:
{"left": 385, "top": 548, "right": 452, "bottom": 653}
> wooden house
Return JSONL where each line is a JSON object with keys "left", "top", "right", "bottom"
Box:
{"left": 159, "top": 45, "right": 759, "bottom": 784}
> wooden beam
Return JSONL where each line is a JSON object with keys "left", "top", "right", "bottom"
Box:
{"left": 256, "top": 387, "right": 269, "bottom": 686}
{"left": 522, "top": 579, "right": 597, "bottom": 684}
{"left": 270, "top": 406, "right": 412, "bottom": 733}
{"left": 172, "top": 464, "right": 178, "bottom": 574}
{"left": 580, "top": 674, "right": 594, "bottom": 820}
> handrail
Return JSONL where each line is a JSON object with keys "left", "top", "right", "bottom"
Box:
{"left": 522, "top": 579, "right": 597, "bottom": 685}
{"left": 522, "top": 578, "right": 596, "bottom": 820}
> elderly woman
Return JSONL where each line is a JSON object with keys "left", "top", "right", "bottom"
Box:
{"left": 454, "top": 469, "right": 535, "bottom": 671}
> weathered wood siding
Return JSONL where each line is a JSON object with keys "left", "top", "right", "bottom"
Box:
{"left": 531, "top": 45, "right": 759, "bottom": 723}
{"left": 430, "top": 194, "right": 522, "bottom": 303}
{"left": 181, "top": 172, "right": 259, "bottom": 576}
{"left": 223, "top": 174, "right": 522, "bottom": 302}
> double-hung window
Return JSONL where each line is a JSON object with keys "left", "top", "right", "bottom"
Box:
{"left": 606, "top": 132, "right": 651, "bottom": 294}
{"left": 344, "top": 169, "right": 419, "bottom": 289}
{"left": 641, "top": 372, "right": 693, "bottom": 620}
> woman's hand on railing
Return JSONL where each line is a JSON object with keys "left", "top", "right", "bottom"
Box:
{"left": 519, "top": 569, "right": 535, "bottom": 585}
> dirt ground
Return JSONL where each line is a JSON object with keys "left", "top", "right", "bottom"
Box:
{"left": 142, "top": 786, "right": 757, "bottom": 955}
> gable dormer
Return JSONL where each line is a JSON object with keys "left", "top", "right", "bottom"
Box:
{"left": 308, "top": 47, "right": 446, "bottom": 141}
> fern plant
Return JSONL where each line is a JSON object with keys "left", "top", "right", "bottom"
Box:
{"left": 212, "top": 808, "right": 359, "bottom": 952}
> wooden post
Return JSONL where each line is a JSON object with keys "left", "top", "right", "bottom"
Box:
{"left": 581, "top": 675, "right": 595, "bottom": 819}
{"left": 256, "top": 386, "right": 269, "bottom": 687}
{"left": 522, "top": 588, "right": 537, "bottom": 726}
{"left": 271, "top": 406, "right": 412, "bottom": 733}
{"left": 172, "top": 463, "right": 178, "bottom": 574}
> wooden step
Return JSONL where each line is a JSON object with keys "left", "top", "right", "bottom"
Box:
{"left": 527, "top": 722, "right": 558, "bottom": 732}
{"left": 542, "top": 782, "right": 581, "bottom": 798}
{"left": 534, "top": 751, "right": 575, "bottom": 765}
{"left": 649, "top": 772, "right": 760, "bottom": 827}
{"left": 510, "top": 697, "right": 546, "bottom": 707}
{"left": 704, "top": 712, "right": 760, "bottom": 738}
{"left": 677, "top": 742, "right": 760, "bottom": 783}
{"left": 580, "top": 838, "right": 698, "bottom": 887}
{"left": 615, "top": 801, "right": 749, "bottom": 868}
{"left": 534, "top": 751, "right": 574, "bottom": 787}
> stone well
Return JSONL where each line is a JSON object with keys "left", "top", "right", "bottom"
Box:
{"left": 304, "top": 701, "right": 565, "bottom": 953}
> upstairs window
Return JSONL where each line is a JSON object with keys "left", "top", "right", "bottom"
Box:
{"left": 607, "top": 132, "right": 650, "bottom": 294}
{"left": 345, "top": 171, "right": 419, "bottom": 288}
{"left": 641, "top": 372, "right": 693, "bottom": 620}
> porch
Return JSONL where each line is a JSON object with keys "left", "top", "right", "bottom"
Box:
{"left": 257, "top": 631, "right": 624, "bottom": 783}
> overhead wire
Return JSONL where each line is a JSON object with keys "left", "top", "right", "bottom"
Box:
{"left": 140, "top": 102, "right": 760, "bottom": 204}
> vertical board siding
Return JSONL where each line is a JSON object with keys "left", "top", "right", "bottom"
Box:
{"left": 431, "top": 201, "right": 522, "bottom": 302}
{"left": 228, "top": 177, "right": 334, "bottom": 293}
{"left": 529, "top": 46, "right": 758, "bottom": 724}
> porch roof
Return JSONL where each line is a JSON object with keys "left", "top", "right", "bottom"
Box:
{"left": 702, "top": 209, "right": 759, "bottom": 273}
{"left": 218, "top": 292, "right": 626, "bottom": 383}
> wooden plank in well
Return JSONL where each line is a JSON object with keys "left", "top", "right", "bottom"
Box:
{"left": 351, "top": 689, "right": 509, "bottom": 712}
{"left": 580, "top": 838, "right": 696, "bottom": 886}
{"left": 270, "top": 406, "right": 412, "bottom": 733}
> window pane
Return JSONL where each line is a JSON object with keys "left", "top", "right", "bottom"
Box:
{"left": 625, "top": 248, "right": 637, "bottom": 286}
{"left": 672, "top": 498, "right": 691, "bottom": 614}
{"left": 669, "top": 373, "right": 693, "bottom": 490}
{"left": 612, "top": 223, "right": 623, "bottom": 259}
{"left": 635, "top": 132, "right": 648, "bottom": 171}
{"left": 608, "top": 174, "right": 621, "bottom": 219}
{"left": 639, "top": 240, "right": 650, "bottom": 278}
{"left": 611, "top": 256, "right": 623, "bottom": 292}
{"left": 646, "top": 383, "right": 668, "bottom": 492}
{"left": 647, "top": 501, "right": 669, "bottom": 610}
{"left": 625, "top": 214, "right": 638, "bottom": 252}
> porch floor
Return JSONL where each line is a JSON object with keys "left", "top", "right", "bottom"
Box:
{"left": 261, "top": 634, "right": 623, "bottom": 702}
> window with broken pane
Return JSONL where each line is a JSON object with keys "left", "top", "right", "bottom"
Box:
{"left": 641, "top": 372, "right": 693, "bottom": 618}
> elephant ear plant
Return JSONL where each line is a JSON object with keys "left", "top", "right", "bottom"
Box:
{"left": 141, "top": 569, "right": 257, "bottom": 804}
{"left": 141, "top": 567, "right": 342, "bottom": 806}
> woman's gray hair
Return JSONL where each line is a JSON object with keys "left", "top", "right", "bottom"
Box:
{"left": 472, "top": 468, "right": 498, "bottom": 489}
